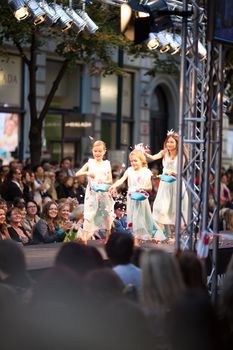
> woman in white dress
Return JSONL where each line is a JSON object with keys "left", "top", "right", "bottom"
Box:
{"left": 145, "top": 131, "right": 188, "bottom": 237}
{"left": 110, "top": 149, "right": 166, "bottom": 245}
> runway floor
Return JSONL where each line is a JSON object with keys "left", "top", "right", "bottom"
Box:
{"left": 24, "top": 240, "right": 176, "bottom": 271}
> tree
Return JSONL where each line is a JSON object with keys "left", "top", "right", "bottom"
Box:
{"left": 0, "top": 0, "right": 178, "bottom": 165}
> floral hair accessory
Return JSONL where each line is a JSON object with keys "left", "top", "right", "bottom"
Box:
{"left": 134, "top": 143, "right": 150, "bottom": 154}
{"left": 167, "top": 129, "right": 178, "bottom": 137}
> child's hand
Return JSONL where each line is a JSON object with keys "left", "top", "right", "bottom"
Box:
{"left": 88, "top": 172, "right": 95, "bottom": 179}
{"left": 109, "top": 185, "right": 116, "bottom": 194}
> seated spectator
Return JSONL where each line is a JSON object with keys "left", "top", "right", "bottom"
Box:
{"left": 113, "top": 201, "right": 131, "bottom": 234}
{"left": 21, "top": 169, "right": 34, "bottom": 202}
{"left": 0, "top": 207, "right": 11, "bottom": 240}
{"left": 33, "top": 165, "right": 51, "bottom": 209}
{"left": 33, "top": 201, "right": 65, "bottom": 243}
{"left": 25, "top": 200, "right": 40, "bottom": 233}
{"left": 56, "top": 176, "right": 76, "bottom": 199}
{"left": 0, "top": 198, "right": 8, "bottom": 212}
{"left": 0, "top": 167, "right": 24, "bottom": 204}
{"left": 72, "top": 175, "right": 86, "bottom": 204}
{"left": 7, "top": 207, "right": 32, "bottom": 245}
{"left": 105, "top": 231, "right": 141, "bottom": 299}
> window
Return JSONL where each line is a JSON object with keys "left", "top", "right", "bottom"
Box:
{"left": 0, "top": 55, "right": 22, "bottom": 107}
{"left": 100, "top": 72, "right": 134, "bottom": 149}
{"left": 46, "top": 60, "right": 81, "bottom": 109}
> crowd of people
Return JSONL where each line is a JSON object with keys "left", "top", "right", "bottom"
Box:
{"left": 1, "top": 131, "right": 233, "bottom": 349}
{"left": 1, "top": 234, "right": 233, "bottom": 350}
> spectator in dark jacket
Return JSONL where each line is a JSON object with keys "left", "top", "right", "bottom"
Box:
{"left": 33, "top": 201, "right": 65, "bottom": 243}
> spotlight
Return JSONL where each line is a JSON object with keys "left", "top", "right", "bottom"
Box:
{"left": 186, "top": 38, "right": 207, "bottom": 61}
{"left": 198, "top": 41, "right": 207, "bottom": 60}
{"left": 38, "top": 1, "right": 60, "bottom": 26}
{"left": 26, "top": 0, "right": 46, "bottom": 25}
{"left": 157, "top": 30, "right": 171, "bottom": 53}
{"left": 65, "top": 7, "right": 86, "bottom": 33}
{"left": 8, "top": 0, "right": 29, "bottom": 21}
{"left": 50, "top": 3, "right": 73, "bottom": 32}
{"left": 147, "top": 32, "right": 160, "bottom": 50}
{"left": 76, "top": 10, "right": 99, "bottom": 33}
{"left": 166, "top": 32, "right": 181, "bottom": 55}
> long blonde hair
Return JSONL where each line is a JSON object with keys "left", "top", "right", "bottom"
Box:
{"left": 129, "top": 150, "right": 148, "bottom": 168}
{"left": 140, "top": 248, "right": 185, "bottom": 314}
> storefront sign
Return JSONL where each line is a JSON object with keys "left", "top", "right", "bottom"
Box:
{"left": 0, "top": 56, "right": 22, "bottom": 107}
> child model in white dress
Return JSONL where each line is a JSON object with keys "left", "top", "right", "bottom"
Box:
{"left": 75, "top": 140, "right": 114, "bottom": 243}
{"left": 145, "top": 131, "right": 188, "bottom": 237}
{"left": 110, "top": 149, "right": 166, "bottom": 245}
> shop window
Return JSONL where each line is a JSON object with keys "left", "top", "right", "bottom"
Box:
{"left": 46, "top": 60, "right": 81, "bottom": 109}
{"left": 0, "top": 55, "right": 22, "bottom": 107}
{"left": 100, "top": 72, "right": 134, "bottom": 149}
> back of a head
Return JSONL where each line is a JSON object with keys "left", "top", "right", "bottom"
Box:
{"left": 169, "top": 289, "right": 220, "bottom": 350}
{"left": 176, "top": 251, "right": 206, "bottom": 290}
{"left": 105, "top": 231, "right": 134, "bottom": 265}
{"left": 0, "top": 240, "right": 26, "bottom": 276}
{"left": 84, "top": 268, "right": 125, "bottom": 302}
{"left": 55, "top": 242, "right": 104, "bottom": 277}
{"left": 140, "top": 248, "right": 185, "bottom": 311}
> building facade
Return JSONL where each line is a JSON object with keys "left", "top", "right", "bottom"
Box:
{"left": 0, "top": 44, "right": 182, "bottom": 167}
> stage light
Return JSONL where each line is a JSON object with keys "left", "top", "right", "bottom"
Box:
{"left": 166, "top": 32, "right": 181, "bottom": 55}
{"left": 157, "top": 30, "right": 171, "bottom": 53}
{"left": 65, "top": 7, "right": 86, "bottom": 33}
{"left": 198, "top": 41, "right": 207, "bottom": 60}
{"left": 76, "top": 10, "right": 99, "bottom": 33}
{"left": 187, "top": 37, "right": 207, "bottom": 60}
{"left": 147, "top": 32, "right": 160, "bottom": 50}
{"left": 38, "top": 1, "right": 60, "bottom": 26}
{"left": 50, "top": 3, "right": 73, "bottom": 32}
{"left": 26, "top": 0, "right": 46, "bottom": 25}
{"left": 8, "top": 0, "right": 29, "bottom": 21}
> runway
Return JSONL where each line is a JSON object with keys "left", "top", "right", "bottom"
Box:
{"left": 23, "top": 240, "right": 176, "bottom": 271}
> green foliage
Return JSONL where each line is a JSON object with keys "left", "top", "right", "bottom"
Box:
{"left": 0, "top": 0, "right": 178, "bottom": 75}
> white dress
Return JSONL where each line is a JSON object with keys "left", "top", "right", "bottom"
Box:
{"left": 83, "top": 159, "right": 115, "bottom": 233}
{"left": 127, "top": 167, "right": 166, "bottom": 241}
{"left": 152, "top": 153, "right": 188, "bottom": 225}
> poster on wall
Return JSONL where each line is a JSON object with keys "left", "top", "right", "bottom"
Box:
{"left": 0, "top": 113, "right": 19, "bottom": 162}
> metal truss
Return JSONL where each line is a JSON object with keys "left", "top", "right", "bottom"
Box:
{"left": 175, "top": 0, "right": 224, "bottom": 280}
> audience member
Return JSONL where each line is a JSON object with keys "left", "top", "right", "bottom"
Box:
{"left": 7, "top": 207, "right": 32, "bottom": 245}
{"left": 33, "top": 201, "right": 65, "bottom": 243}
{"left": 105, "top": 231, "right": 141, "bottom": 299}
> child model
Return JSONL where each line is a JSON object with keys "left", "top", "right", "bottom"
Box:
{"left": 145, "top": 130, "right": 188, "bottom": 236}
{"left": 110, "top": 149, "right": 166, "bottom": 244}
{"left": 75, "top": 140, "right": 114, "bottom": 243}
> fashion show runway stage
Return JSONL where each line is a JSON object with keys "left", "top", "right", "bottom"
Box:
{"left": 24, "top": 241, "right": 175, "bottom": 272}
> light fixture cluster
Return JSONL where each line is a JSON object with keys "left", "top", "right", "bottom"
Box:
{"left": 8, "top": 0, "right": 99, "bottom": 34}
{"left": 119, "top": 0, "right": 207, "bottom": 60}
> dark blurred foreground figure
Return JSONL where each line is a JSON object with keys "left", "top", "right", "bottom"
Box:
{"left": 24, "top": 264, "right": 154, "bottom": 350}
{"left": 219, "top": 271, "right": 233, "bottom": 350}
{"left": 140, "top": 248, "right": 185, "bottom": 350}
{"left": 105, "top": 231, "right": 141, "bottom": 300}
{"left": 0, "top": 240, "right": 33, "bottom": 302}
{"left": 176, "top": 250, "right": 207, "bottom": 291}
{"left": 55, "top": 241, "right": 105, "bottom": 278}
{"left": 169, "top": 289, "right": 221, "bottom": 350}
